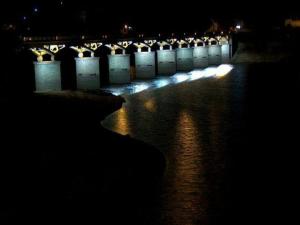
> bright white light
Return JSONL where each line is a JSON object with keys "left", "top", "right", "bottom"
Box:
{"left": 111, "top": 91, "right": 124, "bottom": 96}
{"left": 188, "top": 70, "right": 206, "bottom": 81}
{"left": 106, "top": 87, "right": 125, "bottom": 96}
{"left": 188, "top": 66, "right": 232, "bottom": 81}
{"left": 132, "top": 83, "right": 150, "bottom": 94}
{"left": 153, "top": 79, "right": 171, "bottom": 88}
{"left": 172, "top": 74, "right": 189, "bottom": 84}
{"left": 216, "top": 64, "right": 234, "bottom": 78}
{"left": 203, "top": 67, "right": 218, "bottom": 77}
{"left": 104, "top": 65, "right": 234, "bottom": 96}
{"left": 236, "top": 25, "right": 241, "bottom": 29}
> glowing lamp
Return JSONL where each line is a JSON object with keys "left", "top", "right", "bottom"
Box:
{"left": 78, "top": 52, "right": 84, "bottom": 58}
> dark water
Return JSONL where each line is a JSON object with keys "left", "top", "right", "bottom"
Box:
{"left": 102, "top": 63, "right": 299, "bottom": 225}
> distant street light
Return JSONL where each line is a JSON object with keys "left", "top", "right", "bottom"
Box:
{"left": 121, "top": 24, "right": 133, "bottom": 35}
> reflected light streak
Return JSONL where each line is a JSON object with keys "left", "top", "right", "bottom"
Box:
{"left": 153, "top": 78, "right": 171, "bottom": 88}
{"left": 107, "top": 87, "right": 125, "bottom": 96}
{"left": 104, "top": 64, "right": 234, "bottom": 96}
{"left": 203, "top": 67, "right": 218, "bottom": 77}
{"left": 188, "top": 70, "right": 206, "bottom": 81}
{"left": 216, "top": 64, "right": 234, "bottom": 78}
{"left": 114, "top": 108, "right": 129, "bottom": 135}
{"left": 144, "top": 98, "right": 157, "bottom": 112}
{"left": 172, "top": 73, "right": 190, "bottom": 84}
{"left": 165, "top": 110, "right": 207, "bottom": 224}
{"left": 112, "top": 91, "right": 124, "bottom": 96}
{"left": 131, "top": 83, "right": 150, "bottom": 94}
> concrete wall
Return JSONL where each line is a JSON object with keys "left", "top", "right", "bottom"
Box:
{"left": 75, "top": 57, "right": 100, "bottom": 90}
{"left": 157, "top": 50, "right": 176, "bottom": 75}
{"left": 34, "top": 61, "right": 61, "bottom": 92}
{"left": 176, "top": 48, "right": 194, "bottom": 71}
{"left": 193, "top": 46, "right": 209, "bottom": 68}
{"left": 221, "top": 44, "right": 231, "bottom": 63}
{"left": 135, "top": 52, "right": 156, "bottom": 79}
{"left": 108, "top": 54, "right": 131, "bottom": 84}
{"left": 208, "top": 45, "right": 222, "bottom": 65}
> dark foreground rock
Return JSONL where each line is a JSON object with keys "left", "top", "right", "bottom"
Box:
{"left": 0, "top": 91, "right": 166, "bottom": 224}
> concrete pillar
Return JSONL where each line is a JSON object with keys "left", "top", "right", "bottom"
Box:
{"left": 34, "top": 61, "right": 62, "bottom": 92}
{"left": 193, "top": 46, "right": 209, "bottom": 68}
{"left": 176, "top": 48, "right": 194, "bottom": 71}
{"left": 157, "top": 50, "right": 176, "bottom": 75}
{"left": 108, "top": 54, "right": 131, "bottom": 84}
{"left": 208, "top": 45, "right": 222, "bottom": 65}
{"left": 135, "top": 52, "right": 156, "bottom": 79}
{"left": 75, "top": 57, "right": 100, "bottom": 90}
{"left": 221, "top": 44, "right": 231, "bottom": 63}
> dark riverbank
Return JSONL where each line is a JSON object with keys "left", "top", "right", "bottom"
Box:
{"left": 231, "top": 28, "right": 300, "bottom": 64}
{"left": 0, "top": 91, "right": 166, "bottom": 224}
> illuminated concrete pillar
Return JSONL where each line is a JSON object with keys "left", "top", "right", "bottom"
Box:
{"left": 134, "top": 42, "right": 156, "bottom": 79}
{"left": 221, "top": 44, "right": 230, "bottom": 63}
{"left": 31, "top": 46, "right": 65, "bottom": 92}
{"left": 193, "top": 46, "right": 209, "bottom": 68}
{"left": 208, "top": 45, "right": 222, "bottom": 65}
{"left": 135, "top": 51, "right": 156, "bottom": 79}
{"left": 75, "top": 57, "right": 100, "bottom": 90}
{"left": 70, "top": 45, "right": 101, "bottom": 90}
{"left": 176, "top": 39, "right": 194, "bottom": 71}
{"left": 176, "top": 48, "right": 194, "bottom": 71}
{"left": 193, "top": 39, "right": 208, "bottom": 68}
{"left": 217, "top": 36, "right": 231, "bottom": 63}
{"left": 34, "top": 61, "right": 62, "bottom": 92}
{"left": 207, "top": 38, "right": 222, "bottom": 65}
{"left": 156, "top": 41, "right": 176, "bottom": 75}
{"left": 108, "top": 54, "right": 131, "bottom": 84}
{"left": 157, "top": 50, "right": 176, "bottom": 75}
{"left": 106, "top": 43, "right": 131, "bottom": 84}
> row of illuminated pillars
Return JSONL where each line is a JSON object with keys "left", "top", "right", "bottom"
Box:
{"left": 31, "top": 44, "right": 231, "bottom": 63}
{"left": 33, "top": 46, "right": 231, "bottom": 92}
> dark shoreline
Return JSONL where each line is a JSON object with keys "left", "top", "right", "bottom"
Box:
{"left": 0, "top": 91, "right": 166, "bottom": 224}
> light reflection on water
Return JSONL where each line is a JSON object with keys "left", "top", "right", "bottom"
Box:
{"left": 102, "top": 64, "right": 235, "bottom": 225}
{"left": 144, "top": 98, "right": 157, "bottom": 113}
{"left": 113, "top": 108, "right": 130, "bottom": 135}
{"left": 165, "top": 110, "right": 208, "bottom": 225}
{"left": 103, "top": 64, "right": 233, "bottom": 96}
{"left": 153, "top": 78, "right": 171, "bottom": 89}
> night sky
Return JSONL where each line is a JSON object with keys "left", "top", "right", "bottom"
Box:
{"left": 1, "top": 0, "right": 299, "bottom": 35}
